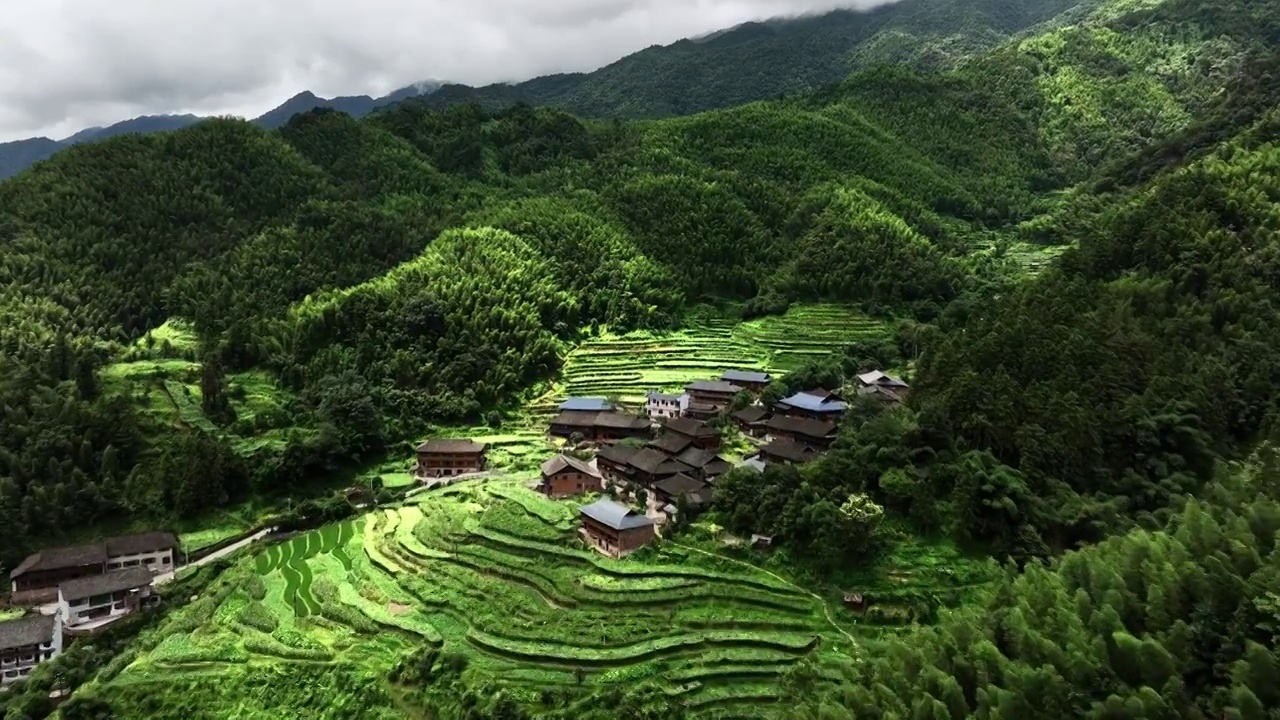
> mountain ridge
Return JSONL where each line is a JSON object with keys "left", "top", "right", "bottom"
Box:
{"left": 0, "top": 0, "right": 1087, "bottom": 181}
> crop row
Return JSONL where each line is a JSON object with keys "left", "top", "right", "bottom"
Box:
{"left": 465, "top": 628, "right": 818, "bottom": 668}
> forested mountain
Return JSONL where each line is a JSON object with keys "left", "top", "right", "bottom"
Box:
{"left": 0, "top": 0, "right": 1084, "bottom": 181}
{"left": 0, "top": 86, "right": 440, "bottom": 180}
{"left": 4, "top": 0, "right": 1280, "bottom": 716}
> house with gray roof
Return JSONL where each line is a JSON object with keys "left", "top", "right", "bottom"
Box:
{"left": 578, "top": 499, "right": 655, "bottom": 558}
{"left": 0, "top": 614, "right": 61, "bottom": 686}
{"left": 58, "top": 567, "right": 157, "bottom": 631}
{"left": 720, "top": 370, "right": 771, "bottom": 392}
{"left": 539, "top": 454, "right": 601, "bottom": 498}
{"left": 10, "top": 531, "right": 178, "bottom": 597}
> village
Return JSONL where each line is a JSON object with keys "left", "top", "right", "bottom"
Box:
{"left": 412, "top": 368, "right": 910, "bottom": 559}
{"left": 1, "top": 367, "right": 910, "bottom": 688}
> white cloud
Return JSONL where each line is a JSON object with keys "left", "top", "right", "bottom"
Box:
{"left": 0, "top": 0, "right": 894, "bottom": 142}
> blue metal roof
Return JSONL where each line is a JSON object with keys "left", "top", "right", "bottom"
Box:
{"left": 559, "top": 397, "right": 614, "bottom": 412}
{"left": 579, "top": 498, "right": 653, "bottom": 531}
{"left": 778, "top": 392, "right": 847, "bottom": 414}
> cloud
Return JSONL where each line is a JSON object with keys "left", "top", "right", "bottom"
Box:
{"left": 0, "top": 0, "right": 895, "bottom": 142}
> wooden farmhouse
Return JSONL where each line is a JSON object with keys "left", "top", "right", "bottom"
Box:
{"left": 9, "top": 532, "right": 177, "bottom": 602}
{"left": 578, "top": 499, "right": 655, "bottom": 558}
{"left": 764, "top": 416, "right": 838, "bottom": 449}
{"left": 415, "top": 438, "right": 488, "bottom": 479}
{"left": 648, "top": 431, "right": 695, "bottom": 456}
{"left": 720, "top": 370, "right": 771, "bottom": 393}
{"left": 673, "top": 447, "right": 733, "bottom": 482}
{"left": 753, "top": 437, "right": 821, "bottom": 467}
{"left": 626, "top": 448, "right": 695, "bottom": 487}
{"left": 662, "top": 417, "right": 721, "bottom": 451}
{"left": 0, "top": 615, "right": 61, "bottom": 686}
{"left": 683, "top": 380, "right": 743, "bottom": 419}
{"left": 855, "top": 371, "right": 911, "bottom": 406}
{"left": 549, "top": 411, "right": 651, "bottom": 442}
{"left": 653, "top": 473, "right": 713, "bottom": 512}
{"left": 539, "top": 454, "right": 602, "bottom": 498}
{"left": 732, "top": 406, "right": 770, "bottom": 437}
{"left": 774, "top": 388, "right": 848, "bottom": 421}
{"left": 596, "top": 444, "right": 640, "bottom": 485}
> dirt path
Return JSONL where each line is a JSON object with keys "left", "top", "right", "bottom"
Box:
{"left": 154, "top": 527, "right": 276, "bottom": 585}
{"left": 668, "top": 541, "right": 861, "bottom": 658}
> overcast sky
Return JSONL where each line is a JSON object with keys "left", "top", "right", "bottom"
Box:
{"left": 0, "top": 0, "right": 896, "bottom": 142}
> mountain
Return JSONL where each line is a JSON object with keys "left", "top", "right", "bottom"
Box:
{"left": 0, "top": 84, "right": 441, "bottom": 180}
{"left": 3, "top": 0, "right": 1280, "bottom": 717}
{"left": 0, "top": 0, "right": 1088, "bottom": 181}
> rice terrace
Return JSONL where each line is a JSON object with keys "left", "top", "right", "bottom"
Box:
{"left": 100, "top": 478, "right": 992, "bottom": 718}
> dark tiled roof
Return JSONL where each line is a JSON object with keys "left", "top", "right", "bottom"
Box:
{"left": 655, "top": 460, "right": 696, "bottom": 477}
{"left": 416, "top": 438, "right": 487, "bottom": 454}
{"left": 9, "top": 543, "right": 107, "bottom": 579}
{"left": 703, "top": 459, "right": 734, "bottom": 478}
{"left": 764, "top": 415, "right": 837, "bottom": 440}
{"left": 674, "top": 447, "right": 715, "bottom": 468}
{"left": 653, "top": 473, "right": 706, "bottom": 498}
{"left": 858, "top": 385, "right": 906, "bottom": 403}
{"left": 105, "top": 532, "right": 178, "bottom": 557}
{"left": 628, "top": 448, "right": 676, "bottom": 475}
{"left": 59, "top": 567, "right": 155, "bottom": 601}
{"left": 597, "top": 444, "right": 640, "bottom": 465}
{"left": 579, "top": 499, "right": 653, "bottom": 531}
{"left": 686, "top": 380, "right": 744, "bottom": 394}
{"left": 646, "top": 390, "right": 683, "bottom": 401}
{"left": 541, "top": 454, "right": 599, "bottom": 478}
{"left": 593, "top": 412, "right": 651, "bottom": 430}
{"left": 559, "top": 397, "right": 614, "bottom": 412}
{"left": 760, "top": 438, "right": 820, "bottom": 463}
{"left": 732, "top": 407, "right": 769, "bottom": 424}
{"left": 551, "top": 411, "right": 648, "bottom": 431}
{"left": 0, "top": 615, "right": 56, "bottom": 651}
{"left": 721, "top": 370, "right": 770, "bottom": 384}
{"left": 663, "top": 417, "right": 717, "bottom": 438}
{"left": 648, "top": 432, "right": 694, "bottom": 455}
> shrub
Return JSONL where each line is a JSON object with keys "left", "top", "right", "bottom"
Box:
{"left": 237, "top": 601, "right": 279, "bottom": 634}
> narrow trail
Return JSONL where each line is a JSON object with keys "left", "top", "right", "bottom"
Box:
{"left": 667, "top": 541, "right": 861, "bottom": 658}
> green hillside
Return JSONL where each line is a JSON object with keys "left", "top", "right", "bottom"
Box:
{"left": 3, "top": 0, "right": 1280, "bottom": 717}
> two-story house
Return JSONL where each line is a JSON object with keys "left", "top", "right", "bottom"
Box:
{"left": 0, "top": 614, "right": 61, "bottom": 686}
{"left": 58, "top": 567, "right": 156, "bottom": 632}
{"left": 645, "top": 391, "right": 687, "bottom": 421}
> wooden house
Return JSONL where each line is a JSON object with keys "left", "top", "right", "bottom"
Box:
{"left": 647, "top": 432, "right": 695, "bottom": 456}
{"left": 549, "top": 411, "right": 651, "bottom": 442}
{"left": 539, "top": 454, "right": 602, "bottom": 498}
{"left": 626, "top": 448, "right": 694, "bottom": 487}
{"left": 596, "top": 444, "right": 640, "bottom": 484}
{"left": 732, "top": 406, "right": 770, "bottom": 437}
{"left": 415, "top": 438, "right": 488, "bottom": 478}
{"left": 662, "top": 417, "right": 721, "bottom": 451}
{"left": 774, "top": 389, "right": 848, "bottom": 421}
{"left": 720, "top": 370, "right": 771, "bottom": 393}
{"left": 673, "top": 447, "right": 733, "bottom": 482}
{"left": 578, "top": 499, "right": 655, "bottom": 558}
{"left": 855, "top": 371, "right": 910, "bottom": 406}
{"left": 9, "top": 532, "right": 177, "bottom": 598}
{"left": 763, "top": 416, "right": 838, "bottom": 449}
{"left": 755, "top": 438, "right": 821, "bottom": 466}
{"left": 652, "top": 473, "right": 713, "bottom": 511}
{"left": 684, "top": 380, "right": 744, "bottom": 406}
{"left": 58, "top": 567, "right": 156, "bottom": 632}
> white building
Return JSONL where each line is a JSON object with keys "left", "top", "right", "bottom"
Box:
{"left": 103, "top": 532, "right": 178, "bottom": 573}
{"left": 646, "top": 391, "right": 687, "bottom": 421}
{"left": 58, "top": 567, "right": 155, "bottom": 631}
{"left": 0, "top": 614, "right": 61, "bottom": 686}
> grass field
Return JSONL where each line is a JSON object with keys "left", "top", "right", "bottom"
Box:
{"left": 96, "top": 478, "right": 995, "bottom": 717}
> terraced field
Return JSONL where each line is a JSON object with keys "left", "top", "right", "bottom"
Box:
{"left": 533, "top": 303, "right": 886, "bottom": 412}
{"left": 104, "top": 479, "right": 989, "bottom": 717}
